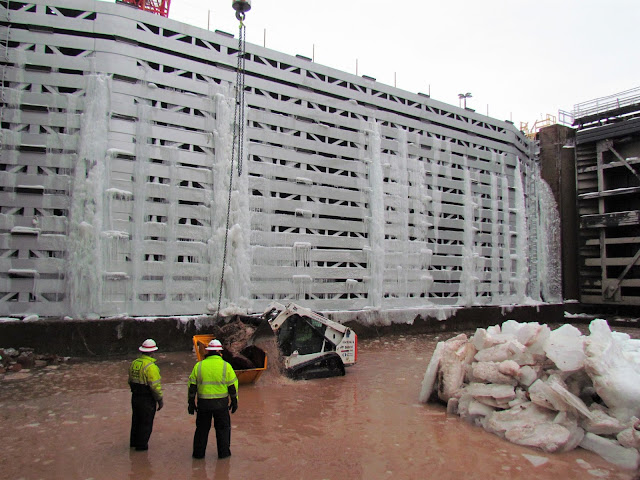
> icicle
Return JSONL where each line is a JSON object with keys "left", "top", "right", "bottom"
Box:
{"left": 293, "top": 275, "right": 312, "bottom": 300}
{"left": 293, "top": 242, "right": 311, "bottom": 268}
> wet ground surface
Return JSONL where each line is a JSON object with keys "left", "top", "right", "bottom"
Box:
{"left": 2, "top": 327, "right": 640, "bottom": 480}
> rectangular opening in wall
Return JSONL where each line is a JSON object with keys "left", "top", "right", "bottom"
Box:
{"left": 8, "top": 269, "right": 39, "bottom": 278}
{"left": 16, "top": 185, "right": 45, "bottom": 195}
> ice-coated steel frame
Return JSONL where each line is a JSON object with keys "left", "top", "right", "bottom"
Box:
{"left": 0, "top": 0, "right": 541, "bottom": 318}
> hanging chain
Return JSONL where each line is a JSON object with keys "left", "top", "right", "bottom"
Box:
{"left": 236, "top": 21, "right": 246, "bottom": 176}
{"left": 215, "top": 17, "right": 247, "bottom": 320}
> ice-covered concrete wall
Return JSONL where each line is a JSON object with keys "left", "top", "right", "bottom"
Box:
{"left": 0, "top": 0, "right": 558, "bottom": 318}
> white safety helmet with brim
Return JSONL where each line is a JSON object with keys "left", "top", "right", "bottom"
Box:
{"left": 139, "top": 338, "right": 158, "bottom": 353}
{"left": 205, "top": 339, "right": 224, "bottom": 351}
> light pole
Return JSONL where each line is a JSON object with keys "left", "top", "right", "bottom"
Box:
{"left": 458, "top": 92, "right": 472, "bottom": 109}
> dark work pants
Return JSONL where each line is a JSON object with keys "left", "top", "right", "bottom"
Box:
{"left": 130, "top": 394, "right": 156, "bottom": 450}
{"left": 193, "top": 407, "right": 231, "bottom": 459}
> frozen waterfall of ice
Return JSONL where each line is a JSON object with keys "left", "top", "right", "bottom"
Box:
{"left": 513, "top": 161, "right": 529, "bottom": 303}
{"left": 66, "top": 73, "right": 111, "bottom": 317}
{"left": 537, "top": 178, "right": 562, "bottom": 302}
{"left": 365, "top": 119, "right": 385, "bottom": 308}
{"left": 207, "top": 84, "right": 252, "bottom": 312}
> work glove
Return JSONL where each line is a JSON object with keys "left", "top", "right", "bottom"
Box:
{"left": 229, "top": 397, "right": 238, "bottom": 414}
{"left": 157, "top": 398, "right": 164, "bottom": 411}
{"left": 188, "top": 401, "right": 197, "bottom": 415}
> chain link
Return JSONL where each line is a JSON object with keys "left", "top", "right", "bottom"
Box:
{"left": 215, "top": 20, "right": 247, "bottom": 320}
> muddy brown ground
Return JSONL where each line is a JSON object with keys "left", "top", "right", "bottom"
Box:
{"left": 1, "top": 329, "right": 639, "bottom": 480}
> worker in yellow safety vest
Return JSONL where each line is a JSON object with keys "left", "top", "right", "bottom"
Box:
{"left": 188, "top": 339, "right": 238, "bottom": 459}
{"left": 128, "top": 338, "right": 164, "bottom": 451}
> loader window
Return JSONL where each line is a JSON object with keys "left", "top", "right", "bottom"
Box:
{"left": 276, "top": 314, "right": 327, "bottom": 356}
{"left": 277, "top": 320, "right": 295, "bottom": 357}
{"left": 293, "top": 317, "right": 325, "bottom": 355}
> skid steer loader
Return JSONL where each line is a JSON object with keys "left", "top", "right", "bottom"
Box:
{"left": 259, "top": 302, "right": 358, "bottom": 380}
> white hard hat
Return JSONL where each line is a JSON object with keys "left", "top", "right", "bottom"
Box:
{"left": 205, "top": 339, "right": 223, "bottom": 351}
{"left": 139, "top": 339, "right": 158, "bottom": 352}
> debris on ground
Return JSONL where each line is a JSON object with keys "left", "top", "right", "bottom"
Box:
{"left": 0, "top": 346, "right": 71, "bottom": 378}
{"left": 419, "top": 319, "right": 640, "bottom": 471}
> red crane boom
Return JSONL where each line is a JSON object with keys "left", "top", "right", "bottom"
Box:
{"left": 117, "top": 0, "right": 171, "bottom": 18}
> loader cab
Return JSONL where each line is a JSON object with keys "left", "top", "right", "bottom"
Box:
{"left": 276, "top": 314, "right": 335, "bottom": 357}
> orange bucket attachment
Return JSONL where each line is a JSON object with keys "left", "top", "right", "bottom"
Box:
{"left": 192, "top": 334, "right": 216, "bottom": 362}
{"left": 191, "top": 334, "right": 268, "bottom": 384}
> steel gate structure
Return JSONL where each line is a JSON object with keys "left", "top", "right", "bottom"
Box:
{"left": 573, "top": 87, "right": 640, "bottom": 306}
{"left": 0, "top": 0, "right": 555, "bottom": 320}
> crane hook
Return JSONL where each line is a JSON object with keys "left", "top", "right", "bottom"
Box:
{"left": 232, "top": 0, "right": 251, "bottom": 21}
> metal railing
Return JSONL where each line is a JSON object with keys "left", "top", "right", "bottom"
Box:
{"left": 573, "top": 86, "right": 640, "bottom": 121}
{"left": 557, "top": 109, "right": 574, "bottom": 126}
{"left": 519, "top": 114, "right": 557, "bottom": 139}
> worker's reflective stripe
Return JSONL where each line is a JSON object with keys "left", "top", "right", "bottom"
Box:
{"left": 197, "top": 392, "right": 231, "bottom": 399}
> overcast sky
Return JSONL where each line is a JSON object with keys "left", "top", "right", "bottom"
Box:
{"left": 119, "top": 0, "right": 639, "bottom": 128}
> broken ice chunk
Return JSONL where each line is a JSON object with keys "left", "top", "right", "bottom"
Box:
{"left": 529, "top": 379, "right": 564, "bottom": 412}
{"left": 516, "top": 323, "right": 551, "bottom": 353}
{"left": 547, "top": 375, "right": 594, "bottom": 419}
{"left": 584, "top": 320, "right": 640, "bottom": 422}
{"left": 579, "top": 432, "right": 640, "bottom": 471}
{"left": 581, "top": 407, "right": 627, "bottom": 435}
{"left": 544, "top": 324, "right": 586, "bottom": 372}
{"left": 482, "top": 402, "right": 555, "bottom": 438}
{"left": 470, "top": 361, "right": 518, "bottom": 385}
{"left": 472, "top": 326, "right": 518, "bottom": 350}
{"left": 505, "top": 422, "right": 572, "bottom": 453}
{"left": 419, "top": 341, "right": 444, "bottom": 403}
{"left": 474, "top": 340, "right": 525, "bottom": 362}
{"left": 498, "top": 360, "right": 520, "bottom": 377}
{"left": 446, "top": 397, "right": 459, "bottom": 415}
{"left": 529, "top": 376, "right": 594, "bottom": 420}
{"left": 468, "top": 399, "right": 495, "bottom": 418}
{"left": 516, "top": 365, "right": 540, "bottom": 387}
{"left": 436, "top": 335, "right": 476, "bottom": 403}
{"left": 552, "top": 412, "right": 585, "bottom": 452}
{"left": 464, "top": 383, "right": 516, "bottom": 408}
{"left": 617, "top": 418, "right": 640, "bottom": 448}
{"left": 500, "top": 319, "right": 523, "bottom": 337}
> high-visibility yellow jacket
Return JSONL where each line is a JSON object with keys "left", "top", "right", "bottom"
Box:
{"left": 188, "top": 355, "right": 238, "bottom": 401}
{"left": 128, "top": 354, "right": 163, "bottom": 400}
